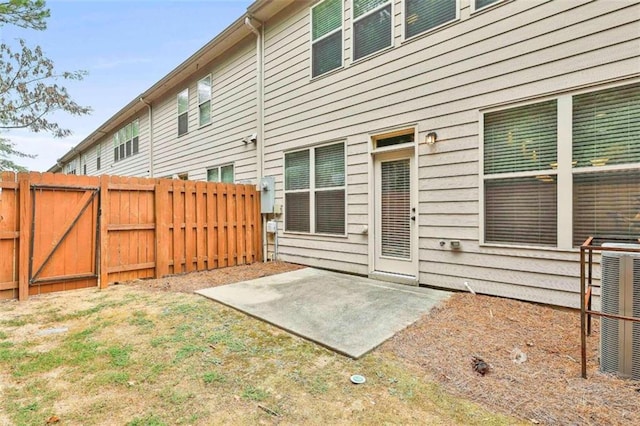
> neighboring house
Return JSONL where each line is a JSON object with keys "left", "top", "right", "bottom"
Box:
{"left": 50, "top": 0, "right": 640, "bottom": 308}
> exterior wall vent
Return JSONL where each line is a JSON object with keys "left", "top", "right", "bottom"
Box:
{"left": 600, "top": 243, "right": 640, "bottom": 380}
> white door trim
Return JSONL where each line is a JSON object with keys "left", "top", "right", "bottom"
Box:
{"left": 368, "top": 145, "right": 419, "bottom": 284}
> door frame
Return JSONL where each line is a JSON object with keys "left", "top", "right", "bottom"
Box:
{"left": 367, "top": 127, "right": 419, "bottom": 285}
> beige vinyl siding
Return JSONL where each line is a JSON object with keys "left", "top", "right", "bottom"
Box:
{"left": 262, "top": 0, "right": 639, "bottom": 306}
{"left": 152, "top": 37, "right": 258, "bottom": 181}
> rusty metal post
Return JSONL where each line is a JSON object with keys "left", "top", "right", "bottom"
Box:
{"left": 580, "top": 245, "right": 587, "bottom": 379}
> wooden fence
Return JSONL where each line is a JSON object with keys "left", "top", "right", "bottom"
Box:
{"left": 0, "top": 172, "right": 262, "bottom": 301}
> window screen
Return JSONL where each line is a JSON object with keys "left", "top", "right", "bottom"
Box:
{"left": 405, "top": 0, "right": 457, "bottom": 39}
{"left": 484, "top": 100, "right": 558, "bottom": 246}
{"left": 311, "top": 0, "right": 343, "bottom": 77}
{"left": 353, "top": 0, "right": 392, "bottom": 61}
{"left": 284, "top": 142, "right": 345, "bottom": 234}
{"left": 573, "top": 83, "right": 640, "bottom": 168}
{"left": 198, "top": 76, "right": 211, "bottom": 126}
{"left": 178, "top": 89, "right": 188, "bottom": 136}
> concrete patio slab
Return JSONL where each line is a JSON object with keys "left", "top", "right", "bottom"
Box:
{"left": 196, "top": 268, "right": 451, "bottom": 358}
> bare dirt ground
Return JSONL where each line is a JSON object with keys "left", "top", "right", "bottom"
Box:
{"left": 127, "top": 261, "right": 640, "bottom": 425}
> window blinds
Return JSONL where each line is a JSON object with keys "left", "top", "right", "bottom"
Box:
{"left": 353, "top": 0, "right": 392, "bottom": 61}
{"left": 573, "top": 170, "right": 640, "bottom": 246}
{"left": 573, "top": 83, "right": 640, "bottom": 168}
{"left": 405, "top": 0, "right": 457, "bottom": 38}
{"left": 484, "top": 100, "right": 557, "bottom": 175}
{"left": 312, "top": 0, "right": 342, "bottom": 77}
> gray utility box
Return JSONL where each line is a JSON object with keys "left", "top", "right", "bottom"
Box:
{"left": 259, "top": 176, "right": 275, "bottom": 214}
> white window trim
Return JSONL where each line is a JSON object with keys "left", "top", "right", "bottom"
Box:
{"left": 310, "top": 0, "right": 345, "bottom": 80}
{"left": 113, "top": 119, "right": 140, "bottom": 163}
{"left": 197, "top": 75, "right": 212, "bottom": 128}
{"left": 351, "top": 0, "right": 394, "bottom": 65}
{"left": 479, "top": 80, "right": 640, "bottom": 251}
{"left": 206, "top": 163, "right": 235, "bottom": 183}
{"left": 402, "top": 0, "right": 460, "bottom": 42}
{"left": 177, "top": 88, "right": 189, "bottom": 136}
{"left": 283, "top": 141, "right": 347, "bottom": 237}
{"left": 470, "top": 0, "right": 506, "bottom": 14}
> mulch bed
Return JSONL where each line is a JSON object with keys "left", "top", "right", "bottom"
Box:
{"left": 128, "top": 262, "right": 639, "bottom": 425}
{"left": 383, "top": 293, "right": 640, "bottom": 425}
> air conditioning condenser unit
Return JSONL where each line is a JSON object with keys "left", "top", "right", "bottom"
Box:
{"left": 600, "top": 243, "right": 640, "bottom": 380}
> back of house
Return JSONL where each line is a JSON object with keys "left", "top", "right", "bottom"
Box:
{"left": 53, "top": 0, "right": 640, "bottom": 308}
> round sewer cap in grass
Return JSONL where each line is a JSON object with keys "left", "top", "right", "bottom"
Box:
{"left": 350, "top": 374, "right": 366, "bottom": 384}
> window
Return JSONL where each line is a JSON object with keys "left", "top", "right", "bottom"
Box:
{"left": 207, "top": 164, "right": 234, "bottom": 183}
{"left": 352, "top": 0, "right": 393, "bottom": 61}
{"left": 113, "top": 120, "right": 139, "bottom": 162}
{"left": 483, "top": 100, "right": 558, "bottom": 247}
{"left": 405, "top": 0, "right": 458, "bottom": 39}
{"left": 572, "top": 83, "right": 640, "bottom": 245}
{"left": 473, "top": 0, "right": 502, "bottom": 12}
{"left": 64, "top": 160, "right": 77, "bottom": 175}
{"left": 96, "top": 143, "right": 101, "bottom": 171}
{"left": 311, "top": 0, "right": 343, "bottom": 78}
{"left": 284, "top": 142, "right": 345, "bottom": 235}
{"left": 177, "top": 89, "right": 188, "bottom": 136}
{"left": 198, "top": 75, "right": 211, "bottom": 126}
{"left": 481, "top": 82, "right": 640, "bottom": 248}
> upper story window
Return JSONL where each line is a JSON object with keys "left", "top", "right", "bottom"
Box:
{"left": 177, "top": 89, "right": 189, "bottom": 136}
{"left": 352, "top": 0, "right": 393, "bottom": 61}
{"left": 113, "top": 120, "right": 139, "bottom": 163}
{"left": 284, "top": 142, "right": 346, "bottom": 235}
{"left": 311, "top": 0, "right": 343, "bottom": 78}
{"left": 207, "top": 164, "right": 234, "bottom": 183}
{"left": 405, "top": 0, "right": 458, "bottom": 39}
{"left": 198, "top": 75, "right": 211, "bottom": 127}
{"left": 96, "top": 143, "right": 101, "bottom": 171}
{"left": 481, "top": 82, "right": 640, "bottom": 249}
{"left": 64, "top": 160, "right": 77, "bottom": 175}
{"left": 473, "top": 0, "right": 502, "bottom": 12}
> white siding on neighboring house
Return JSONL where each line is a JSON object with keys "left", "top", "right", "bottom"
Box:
{"left": 152, "top": 37, "right": 258, "bottom": 181}
{"left": 262, "top": 0, "right": 640, "bottom": 307}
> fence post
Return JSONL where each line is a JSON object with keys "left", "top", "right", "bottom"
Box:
{"left": 99, "top": 175, "right": 109, "bottom": 289}
{"left": 17, "top": 173, "right": 31, "bottom": 301}
{"left": 155, "top": 179, "right": 170, "bottom": 278}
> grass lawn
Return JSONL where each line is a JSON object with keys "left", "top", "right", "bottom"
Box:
{"left": 0, "top": 285, "right": 521, "bottom": 425}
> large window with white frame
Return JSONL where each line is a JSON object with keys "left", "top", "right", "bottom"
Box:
{"left": 284, "top": 142, "right": 345, "bottom": 235}
{"left": 311, "top": 0, "right": 343, "bottom": 78}
{"left": 113, "top": 119, "right": 139, "bottom": 163}
{"left": 207, "top": 164, "right": 234, "bottom": 183}
{"left": 352, "top": 0, "right": 393, "bottom": 61}
{"left": 482, "top": 82, "right": 640, "bottom": 248}
{"left": 177, "top": 88, "right": 189, "bottom": 136}
{"left": 404, "top": 0, "right": 458, "bottom": 39}
{"left": 198, "top": 75, "right": 211, "bottom": 127}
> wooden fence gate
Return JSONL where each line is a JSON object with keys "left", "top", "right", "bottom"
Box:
{"left": 0, "top": 172, "right": 262, "bottom": 301}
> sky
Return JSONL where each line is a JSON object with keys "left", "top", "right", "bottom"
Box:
{"left": 1, "top": 0, "right": 253, "bottom": 172}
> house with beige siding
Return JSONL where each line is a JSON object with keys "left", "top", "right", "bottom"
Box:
{"left": 51, "top": 0, "right": 640, "bottom": 308}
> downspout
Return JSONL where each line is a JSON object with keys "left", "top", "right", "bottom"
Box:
{"left": 245, "top": 16, "right": 268, "bottom": 262}
{"left": 139, "top": 97, "right": 153, "bottom": 177}
{"left": 244, "top": 16, "right": 264, "bottom": 181}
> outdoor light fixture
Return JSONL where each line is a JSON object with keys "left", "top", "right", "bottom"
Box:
{"left": 425, "top": 132, "right": 437, "bottom": 145}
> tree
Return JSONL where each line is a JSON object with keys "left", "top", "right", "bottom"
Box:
{"left": 0, "top": 0, "right": 90, "bottom": 171}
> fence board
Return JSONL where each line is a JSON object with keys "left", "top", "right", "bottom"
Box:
{"left": 0, "top": 172, "right": 263, "bottom": 301}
